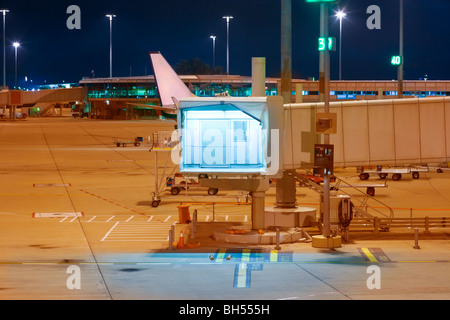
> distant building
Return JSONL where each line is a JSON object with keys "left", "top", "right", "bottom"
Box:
{"left": 78, "top": 75, "right": 450, "bottom": 120}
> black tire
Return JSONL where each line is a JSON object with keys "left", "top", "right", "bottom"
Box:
{"left": 412, "top": 172, "right": 420, "bottom": 179}
{"left": 171, "top": 187, "right": 181, "bottom": 195}
{"left": 116, "top": 143, "right": 121, "bottom": 147}
{"left": 367, "top": 187, "right": 375, "bottom": 197}
{"left": 122, "top": 143, "right": 127, "bottom": 147}
{"left": 151, "top": 200, "right": 160, "bottom": 208}
{"left": 207, "top": 188, "right": 219, "bottom": 195}
{"left": 359, "top": 173, "right": 370, "bottom": 180}
{"left": 379, "top": 173, "right": 387, "bottom": 179}
{"left": 392, "top": 173, "right": 402, "bottom": 181}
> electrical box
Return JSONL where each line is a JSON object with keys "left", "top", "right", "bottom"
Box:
{"left": 315, "top": 112, "right": 337, "bottom": 134}
{"left": 314, "top": 144, "right": 334, "bottom": 176}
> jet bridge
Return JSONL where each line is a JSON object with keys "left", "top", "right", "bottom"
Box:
{"left": 176, "top": 96, "right": 450, "bottom": 231}
{"left": 284, "top": 96, "right": 450, "bottom": 169}
{"left": 176, "top": 95, "right": 284, "bottom": 229}
{"left": 149, "top": 52, "right": 450, "bottom": 234}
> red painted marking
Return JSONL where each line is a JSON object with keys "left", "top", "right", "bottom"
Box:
{"left": 79, "top": 189, "right": 145, "bottom": 216}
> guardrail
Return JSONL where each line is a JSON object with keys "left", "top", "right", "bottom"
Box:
{"left": 290, "top": 169, "right": 395, "bottom": 219}
{"left": 350, "top": 217, "right": 450, "bottom": 234}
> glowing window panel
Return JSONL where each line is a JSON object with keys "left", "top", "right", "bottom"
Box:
{"left": 180, "top": 104, "right": 267, "bottom": 174}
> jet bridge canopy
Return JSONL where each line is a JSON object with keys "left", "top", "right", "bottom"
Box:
{"left": 177, "top": 96, "right": 284, "bottom": 177}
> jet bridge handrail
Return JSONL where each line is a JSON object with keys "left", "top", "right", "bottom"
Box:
{"left": 332, "top": 176, "right": 394, "bottom": 219}
{"left": 287, "top": 169, "right": 394, "bottom": 219}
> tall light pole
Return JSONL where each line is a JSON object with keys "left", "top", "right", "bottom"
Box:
{"left": 13, "top": 42, "right": 19, "bottom": 89}
{"left": 335, "top": 10, "right": 346, "bottom": 81}
{"left": 306, "top": 0, "right": 335, "bottom": 246}
{"left": 106, "top": 14, "right": 116, "bottom": 78}
{"left": 222, "top": 16, "right": 233, "bottom": 75}
{"left": 1, "top": 9, "right": 9, "bottom": 89}
{"left": 398, "top": 0, "right": 403, "bottom": 98}
{"left": 210, "top": 35, "right": 216, "bottom": 68}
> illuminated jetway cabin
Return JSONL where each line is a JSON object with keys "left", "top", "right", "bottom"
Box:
{"left": 177, "top": 96, "right": 284, "bottom": 177}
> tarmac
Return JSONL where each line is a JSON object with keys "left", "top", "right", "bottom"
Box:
{"left": 0, "top": 117, "right": 450, "bottom": 300}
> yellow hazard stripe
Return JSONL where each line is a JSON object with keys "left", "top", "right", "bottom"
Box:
{"left": 270, "top": 250, "right": 278, "bottom": 262}
{"left": 361, "top": 248, "right": 379, "bottom": 263}
{"left": 236, "top": 263, "right": 248, "bottom": 288}
{"left": 215, "top": 249, "right": 227, "bottom": 263}
{"left": 242, "top": 249, "right": 251, "bottom": 262}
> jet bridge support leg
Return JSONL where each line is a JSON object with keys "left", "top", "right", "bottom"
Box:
{"left": 275, "top": 173, "right": 297, "bottom": 208}
{"left": 251, "top": 191, "right": 266, "bottom": 230}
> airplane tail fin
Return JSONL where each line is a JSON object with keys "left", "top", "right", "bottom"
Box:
{"left": 149, "top": 52, "right": 195, "bottom": 110}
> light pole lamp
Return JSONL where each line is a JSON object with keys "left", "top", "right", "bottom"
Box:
{"left": 222, "top": 16, "right": 233, "bottom": 75}
{"left": 1, "top": 9, "right": 9, "bottom": 88}
{"left": 106, "top": 14, "right": 116, "bottom": 78}
{"left": 335, "top": 10, "right": 346, "bottom": 81}
{"left": 210, "top": 35, "right": 216, "bottom": 68}
{"left": 13, "top": 42, "right": 19, "bottom": 89}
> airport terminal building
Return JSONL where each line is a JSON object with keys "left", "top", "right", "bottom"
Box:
{"left": 6, "top": 75, "right": 448, "bottom": 121}
{"left": 78, "top": 75, "right": 450, "bottom": 120}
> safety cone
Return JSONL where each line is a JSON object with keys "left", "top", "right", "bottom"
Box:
{"left": 177, "top": 230, "right": 186, "bottom": 249}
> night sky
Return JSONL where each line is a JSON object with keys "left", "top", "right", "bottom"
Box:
{"left": 1, "top": 0, "right": 449, "bottom": 87}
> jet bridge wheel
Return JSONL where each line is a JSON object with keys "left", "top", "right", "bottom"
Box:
{"left": 151, "top": 200, "right": 161, "bottom": 207}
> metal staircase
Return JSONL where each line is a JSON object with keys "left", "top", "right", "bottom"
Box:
{"left": 285, "top": 169, "right": 394, "bottom": 219}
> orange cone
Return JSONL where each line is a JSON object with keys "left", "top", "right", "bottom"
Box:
{"left": 177, "top": 231, "right": 185, "bottom": 249}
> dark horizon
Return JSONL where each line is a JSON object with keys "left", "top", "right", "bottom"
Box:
{"left": 1, "top": 0, "right": 449, "bottom": 88}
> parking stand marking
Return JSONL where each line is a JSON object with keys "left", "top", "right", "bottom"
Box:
{"left": 358, "top": 248, "right": 390, "bottom": 263}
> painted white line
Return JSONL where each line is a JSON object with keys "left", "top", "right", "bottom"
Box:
{"left": 106, "top": 216, "right": 115, "bottom": 222}
{"left": 59, "top": 217, "right": 68, "bottom": 223}
{"left": 69, "top": 217, "right": 78, "bottom": 223}
{"left": 164, "top": 216, "right": 171, "bottom": 223}
{"left": 147, "top": 216, "right": 154, "bottom": 222}
{"left": 205, "top": 215, "right": 210, "bottom": 222}
{"left": 33, "top": 212, "right": 84, "bottom": 218}
{"left": 225, "top": 215, "right": 229, "bottom": 221}
{"left": 126, "top": 216, "right": 134, "bottom": 222}
{"left": 34, "top": 183, "right": 71, "bottom": 187}
{"left": 88, "top": 216, "right": 97, "bottom": 222}
{"left": 244, "top": 215, "right": 248, "bottom": 222}
{"left": 101, "top": 221, "right": 120, "bottom": 242}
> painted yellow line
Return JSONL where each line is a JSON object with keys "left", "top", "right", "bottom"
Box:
{"left": 242, "top": 249, "right": 251, "bottom": 263}
{"left": 215, "top": 249, "right": 227, "bottom": 263}
{"left": 397, "top": 260, "right": 437, "bottom": 263}
{"left": 236, "top": 263, "right": 248, "bottom": 288}
{"left": 270, "top": 250, "right": 278, "bottom": 263}
{"left": 361, "top": 248, "right": 379, "bottom": 263}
